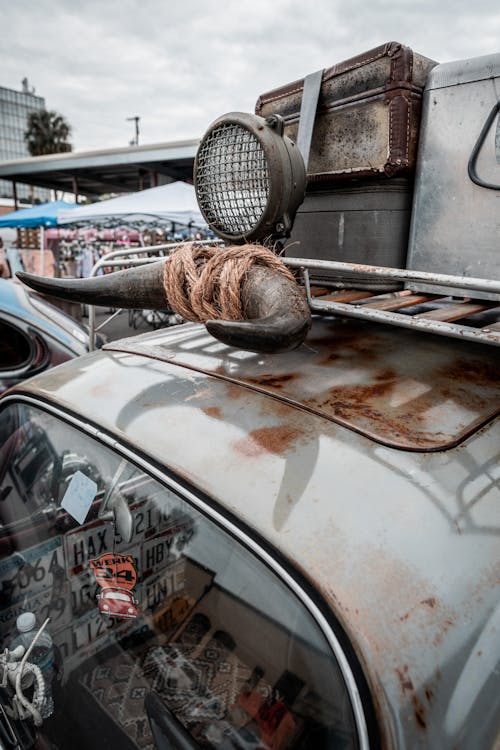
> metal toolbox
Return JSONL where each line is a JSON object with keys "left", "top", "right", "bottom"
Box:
{"left": 256, "top": 42, "right": 437, "bottom": 182}
{"left": 286, "top": 178, "right": 412, "bottom": 289}
{"left": 407, "top": 53, "right": 500, "bottom": 301}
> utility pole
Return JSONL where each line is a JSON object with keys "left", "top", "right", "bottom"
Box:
{"left": 126, "top": 116, "right": 140, "bottom": 146}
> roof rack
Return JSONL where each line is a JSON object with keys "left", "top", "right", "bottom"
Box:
{"left": 283, "top": 258, "right": 500, "bottom": 348}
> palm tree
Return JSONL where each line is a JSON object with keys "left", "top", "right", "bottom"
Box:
{"left": 24, "top": 110, "right": 72, "bottom": 156}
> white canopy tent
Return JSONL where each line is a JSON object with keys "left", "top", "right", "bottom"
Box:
{"left": 58, "top": 181, "right": 206, "bottom": 228}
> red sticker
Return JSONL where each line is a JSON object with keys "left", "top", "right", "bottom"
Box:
{"left": 90, "top": 553, "right": 138, "bottom": 619}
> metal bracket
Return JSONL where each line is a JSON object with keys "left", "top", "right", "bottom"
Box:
{"left": 296, "top": 69, "right": 324, "bottom": 169}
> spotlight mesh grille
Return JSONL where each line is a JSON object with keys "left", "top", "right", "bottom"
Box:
{"left": 196, "top": 123, "right": 270, "bottom": 236}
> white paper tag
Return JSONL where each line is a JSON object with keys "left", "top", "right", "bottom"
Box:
{"left": 61, "top": 470, "right": 97, "bottom": 525}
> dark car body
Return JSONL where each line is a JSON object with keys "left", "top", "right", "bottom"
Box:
{"left": 0, "top": 278, "right": 89, "bottom": 393}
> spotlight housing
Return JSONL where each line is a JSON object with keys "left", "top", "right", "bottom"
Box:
{"left": 194, "top": 112, "right": 306, "bottom": 243}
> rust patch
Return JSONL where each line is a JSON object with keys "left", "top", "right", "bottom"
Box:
{"left": 421, "top": 597, "right": 437, "bottom": 609}
{"left": 432, "top": 617, "right": 456, "bottom": 647}
{"left": 234, "top": 425, "right": 304, "bottom": 457}
{"left": 395, "top": 666, "right": 414, "bottom": 694}
{"left": 395, "top": 666, "right": 427, "bottom": 730}
{"left": 413, "top": 695, "right": 427, "bottom": 729}
{"left": 202, "top": 406, "right": 222, "bottom": 419}
{"left": 245, "top": 373, "right": 298, "bottom": 389}
{"left": 224, "top": 382, "right": 245, "bottom": 400}
{"left": 374, "top": 367, "right": 397, "bottom": 382}
{"left": 443, "top": 357, "right": 500, "bottom": 384}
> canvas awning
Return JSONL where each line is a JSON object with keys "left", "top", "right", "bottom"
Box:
{"left": 0, "top": 200, "right": 78, "bottom": 228}
{"left": 58, "top": 182, "right": 205, "bottom": 227}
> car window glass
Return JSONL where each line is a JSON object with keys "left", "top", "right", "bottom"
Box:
{"left": 0, "top": 320, "right": 32, "bottom": 371}
{"left": 0, "top": 402, "right": 360, "bottom": 749}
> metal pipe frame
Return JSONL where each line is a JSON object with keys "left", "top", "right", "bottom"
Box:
{"left": 302, "top": 270, "right": 500, "bottom": 347}
{"left": 284, "top": 257, "right": 500, "bottom": 297}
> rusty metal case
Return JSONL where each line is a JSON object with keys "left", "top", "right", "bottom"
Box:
{"left": 256, "top": 42, "right": 437, "bottom": 182}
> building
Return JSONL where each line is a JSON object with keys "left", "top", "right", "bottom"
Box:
{"left": 0, "top": 80, "right": 50, "bottom": 202}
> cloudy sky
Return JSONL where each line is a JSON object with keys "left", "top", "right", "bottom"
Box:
{"left": 2, "top": 0, "right": 499, "bottom": 152}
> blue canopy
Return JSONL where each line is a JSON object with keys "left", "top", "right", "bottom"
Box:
{"left": 0, "top": 200, "right": 77, "bottom": 228}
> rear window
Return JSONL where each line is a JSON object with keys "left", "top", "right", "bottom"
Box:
{"left": 0, "top": 401, "right": 364, "bottom": 749}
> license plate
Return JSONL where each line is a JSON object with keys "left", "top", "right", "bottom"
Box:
{"left": 63, "top": 608, "right": 137, "bottom": 674}
{"left": 0, "top": 537, "right": 65, "bottom": 606}
{"left": 141, "top": 520, "right": 195, "bottom": 578}
{"left": 63, "top": 499, "right": 170, "bottom": 577}
{"left": 140, "top": 558, "right": 186, "bottom": 613}
{"left": 0, "top": 582, "right": 71, "bottom": 641}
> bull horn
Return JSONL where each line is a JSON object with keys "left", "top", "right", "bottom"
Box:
{"left": 208, "top": 266, "right": 311, "bottom": 353}
{"left": 16, "top": 261, "right": 167, "bottom": 310}
{"left": 17, "top": 262, "right": 311, "bottom": 353}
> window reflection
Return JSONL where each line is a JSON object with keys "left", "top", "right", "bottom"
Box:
{"left": 0, "top": 402, "right": 359, "bottom": 749}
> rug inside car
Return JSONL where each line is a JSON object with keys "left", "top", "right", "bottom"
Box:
{"left": 76, "top": 610, "right": 302, "bottom": 750}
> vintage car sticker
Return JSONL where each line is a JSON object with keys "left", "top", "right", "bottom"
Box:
{"left": 90, "top": 553, "right": 138, "bottom": 590}
{"left": 90, "top": 553, "right": 139, "bottom": 620}
{"left": 0, "top": 537, "right": 65, "bottom": 606}
{"left": 61, "top": 470, "right": 98, "bottom": 525}
{"left": 70, "top": 545, "right": 140, "bottom": 618}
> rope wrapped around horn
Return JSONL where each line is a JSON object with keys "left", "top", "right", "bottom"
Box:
{"left": 17, "top": 243, "right": 311, "bottom": 353}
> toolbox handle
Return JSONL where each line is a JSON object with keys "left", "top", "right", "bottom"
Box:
{"left": 467, "top": 98, "right": 500, "bottom": 190}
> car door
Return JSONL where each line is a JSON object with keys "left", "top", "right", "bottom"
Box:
{"left": 0, "top": 398, "right": 372, "bottom": 750}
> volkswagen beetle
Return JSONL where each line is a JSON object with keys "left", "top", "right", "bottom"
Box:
{"left": 0, "top": 314, "right": 498, "bottom": 750}
{"left": 0, "top": 42, "right": 499, "bottom": 750}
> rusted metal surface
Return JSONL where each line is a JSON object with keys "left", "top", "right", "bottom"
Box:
{"left": 255, "top": 42, "right": 436, "bottom": 180}
{"left": 11, "top": 320, "right": 500, "bottom": 749}
{"left": 103, "top": 317, "right": 500, "bottom": 451}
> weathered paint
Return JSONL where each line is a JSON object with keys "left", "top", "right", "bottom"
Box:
{"left": 103, "top": 317, "right": 500, "bottom": 451}
{"left": 8, "top": 318, "right": 500, "bottom": 749}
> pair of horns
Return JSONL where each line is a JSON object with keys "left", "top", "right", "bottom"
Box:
{"left": 17, "top": 253, "right": 311, "bottom": 353}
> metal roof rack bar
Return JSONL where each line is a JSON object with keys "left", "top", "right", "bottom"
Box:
{"left": 284, "top": 257, "right": 500, "bottom": 297}
{"left": 295, "top": 264, "right": 500, "bottom": 347}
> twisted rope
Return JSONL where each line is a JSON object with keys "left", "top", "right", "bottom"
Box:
{"left": 163, "top": 243, "right": 296, "bottom": 322}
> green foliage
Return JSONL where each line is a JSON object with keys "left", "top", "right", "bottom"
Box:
{"left": 24, "top": 109, "right": 72, "bottom": 156}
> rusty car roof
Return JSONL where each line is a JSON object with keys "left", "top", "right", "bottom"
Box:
{"left": 103, "top": 316, "right": 500, "bottom": 452}
{"left": 10, "top": 316, "right": 500, "bottom": 747}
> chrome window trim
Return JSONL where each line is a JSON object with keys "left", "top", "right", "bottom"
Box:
{"left": 1, "top": 393, "right": 371, "bottom": 749}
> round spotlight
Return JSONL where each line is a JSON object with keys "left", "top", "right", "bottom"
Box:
{"left": 194, "top": 112, "right": 306, "bottom": 243}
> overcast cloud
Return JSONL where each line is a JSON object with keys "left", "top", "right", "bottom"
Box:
{"left": 2, "top": 0, "right": 499, "bottom": 152}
